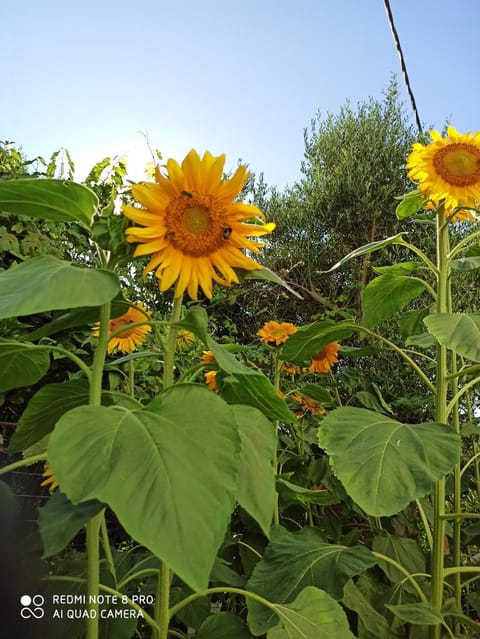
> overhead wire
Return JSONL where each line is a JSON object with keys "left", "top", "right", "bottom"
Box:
{"left": 383, "top": 0, "right": 423, "bottom": 134}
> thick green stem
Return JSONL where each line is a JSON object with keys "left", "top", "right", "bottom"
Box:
{"left": 155, "top": 562, "right": 171, "bottom": 639}
{"left": 153, "top": 293, "right": 183, "bottom": 639}
{"left": 450, "top": 355, "right": 462, "bottom": 611}
{"left": 430, "top": 206, "right": 450, "bottom": 639}
{"left": 86, "top": 301, "right": 111, "bottom": 639}
{"left": 272, "top": 353, "right": 282, "bottom": 526}
{"left": 86, "top": 514, "right": 102, "bottom": 634}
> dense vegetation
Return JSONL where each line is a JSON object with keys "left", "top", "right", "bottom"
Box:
{"left": 1, "top": 80, "right": 480, "bottom": 639}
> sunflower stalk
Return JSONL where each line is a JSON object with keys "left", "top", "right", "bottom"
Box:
{"left": 430, "top": 205, "right": 452, "bottom": 639}
{"left": 153, "top": 292, "right": 183, "bottom": 639}
{"left": 86, "top": 299, "right": 111, "bottom": 639}
{"left": 272, "top": 352, "right": 282, "bottom": 526}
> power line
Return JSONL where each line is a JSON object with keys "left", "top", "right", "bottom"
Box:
{"left": 383, "top": 0, "right": 423, "bottom": 134}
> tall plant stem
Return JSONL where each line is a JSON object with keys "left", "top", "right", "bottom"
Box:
{"left": 450, "top": 355, "right": 462, "bottom": 612}
{"left": 153, "top": 293, "right": 183, "bottom": 639}
{"left": 430, "top": 206, "right": 450, "bottom": 639}
{"left": 86, "top": 300, "right": 111, "bottom": 639}
{"left": 272, "top": 353, "right": 282, "bottom": 526}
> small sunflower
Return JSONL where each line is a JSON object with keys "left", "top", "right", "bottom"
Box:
{"left": 308, "top": 342, "right": 340, "bottom": 374}
{"left": 407, "top": 126, "right": 480, "bottom": 210}
{"left": 41, "top": 463, "right": 59, "bottom": 492}
{"left": 204, "top": 370, "right": 218, "bottom": 392}
{"left": 281, "top": 362, "right": 302, "bottom": 375}
{"left": 200, "top": 350, "right": 215, "bottom": 365}
{"left": 257, "top": 321, "right": 297, "bottom": 346}
{"left": 176, "top": 329, "right": 195, "bottom": 350}
{"left": 292, "top": 395, "right": 325, "bottom": 417}
{"left": 123, "top": 149, "right": 275, "bottom": 300}
{"left": 93, "top": 303, "right": 152, "bottom": 354}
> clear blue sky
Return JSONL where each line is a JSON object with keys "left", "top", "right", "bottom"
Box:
{"left": 2, "top": 0, "right": 479, "bottom": 189}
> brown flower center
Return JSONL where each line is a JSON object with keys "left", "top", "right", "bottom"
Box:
{"left": 165, "top": 192, "right": 230, "bottom": 257}
{"left": 433, "top": 143, "right": 480, "bottom": 186}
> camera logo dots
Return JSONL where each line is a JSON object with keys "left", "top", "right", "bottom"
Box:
{"left": 20, "top": 594, "right": 45, "bottom": 619}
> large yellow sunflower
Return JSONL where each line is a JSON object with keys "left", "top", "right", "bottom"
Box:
{"left": 92, "top": 303, "right": 152, "bottom": 354}
{"left": 407, "top": 126, "right": 480, "bottom": 210}
{"left": 123, "top": 150, "right": 275, "bottom": 300}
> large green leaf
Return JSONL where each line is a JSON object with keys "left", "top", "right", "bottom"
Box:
{"left": 386, "top": 603, "right": 444, "bottom": 625}
{"left": 0, "top": 341, "right": 50, "bottom": 392}
{"left": 24, "top": 293, "right": 129, "bottom": 341}
{"left": 177, "top": 306, "right": 295, "bottom": 422}
{"left": 197, "top": 612, "right": 254, "bottom": 639}
{"left": 266, "top": 586, "right": 357, "bottom": 639}
{"left": 321, "top": 233, "right": 406, "bottom": 273}
{"left": 48, "top": 384, "right": 240, "bottom": 591}
{"left": 0, "top": 178, "right": 97, "bottom": 227}
{"left": 222, "top": 373, "right": 296, "bottom": 423}
{"left": 318, "top": 407, "right": 460, "bottom": 516}
{"left": 247, "top": 526, "right": 375, "bottom": 634}
{"left": 361, "top": 275, "right": 429, "bottom": 329}
{"left": 38, "top": 491, "right": 103, "bottom": 557}
{"left": 373, "top": 534, "right": 426, "bottom": 594}
{"left": 0, "top": 256, "right": 120, "bottom": 318}
{"left": 280, "top": 320, "right": 356, "bottom": 364}
{"left": 9, "top": 380, "right": 113, "bottom": 452}
{"left": 342, "top": 579, "right": 391, "bottom": 639}
{"left": 424, "top": 313, "right": 480, "bottom": 361}
{"left": 233, "top": 405, "right": 276, "bottom": 536}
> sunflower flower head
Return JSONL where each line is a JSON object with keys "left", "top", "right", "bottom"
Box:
{"left": 308, "top": 342, "right": 340, "bottom": 374}
{"left": 292, "top": 395, "right": 326, "bottom": 417}
{"left": 41, "top": 463, "right": 59, "bottom": 493}
{"left": 407, "top": 126, "right": 480, "bottom": 213}
{"left": 176, "top": 329, "right": 195, "bottom": 350}
{"left": 200, "top": 350, "right": 215, "bottom": 365}
{"left": 257, "top": 321, "right": 297, "bottom": 346}
{"left": 123, "top": 149, "right": 275, "bottom": 301}
{"left": 204, "top": 370, "right": 218, "bottom": 392}
{"left": 281, "top": 362, "right": 302, "bottom": 375}
{"left": 93, "top": 303, "right": 152, "bottom": 354}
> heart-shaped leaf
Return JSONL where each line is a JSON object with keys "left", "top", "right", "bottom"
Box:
{"left": 266, "top": 586, "right": 356, "bottom": 639}
{"left": 318, "top": 407, "right": 460, "bottom": 516}
{"left": 49, "top": 384, "right": 241, "bottom": 591}
{"left": 0, "top": 256, "right": 120, "bottom": 318}
{"left": 247, "top": 526, "right": 375, "bottom": 634}
{"left": 0, "top": 178, "right": 97, "bottom": 226}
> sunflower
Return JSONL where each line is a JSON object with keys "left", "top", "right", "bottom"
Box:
{"left": 292, "top": 395, "right": 325, "bottom": 417}
{"left": 176, "top": 329, "right": 195, "bottom": 350}
{"left": 123, "top": 150, "right": 275, "bottom": 300}
{"left": 92, "top": 303, "right": 152, "bottom": 354}
{"left": 200, "top": 350, "right": 215, "bottom": 365}
{"left": 407, "top": 126, "right": 480, "bottom": 211}
{"left": 308, "top": 342, "right": 340, "bottom": 374}
{"left": 257, "top": 321, "right": 297, "bottom": 346}
{"left": 41, "top": 463, "right": 59, "bottom": 492}
{"left": 281, "top": 362, "right": 302, "bottom": 375}
{"left": 204, "top": 370, "right": 218, "bottom": 392}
